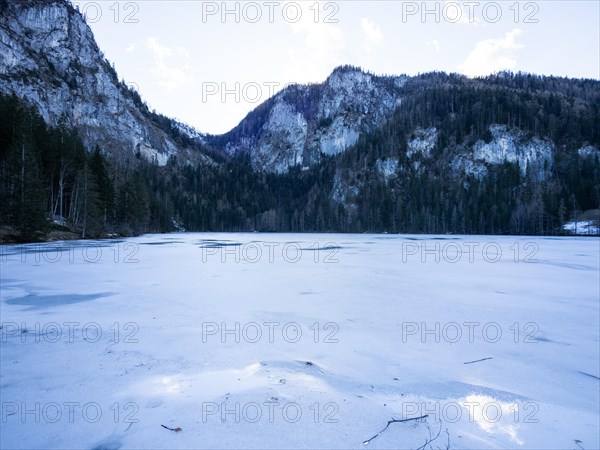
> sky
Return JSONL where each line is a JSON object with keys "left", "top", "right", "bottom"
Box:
{"left": 71, "top": 1, "right": 600, "bottom": 135}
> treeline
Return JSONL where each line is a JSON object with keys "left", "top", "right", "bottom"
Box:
{"left": 339, "top": 159, "right": 599, "bottom": 235}
{"left": 396, "top": 72, "right": 600, "bottom": 148}
{"left": 1, "top": 71, "right": 599, "bottom": 241}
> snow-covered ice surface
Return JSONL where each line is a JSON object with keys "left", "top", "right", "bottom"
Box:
{"left": 1, "top": 233, "right": 599, "bottom": 450}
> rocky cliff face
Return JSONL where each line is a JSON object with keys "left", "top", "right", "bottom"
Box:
{"left": 207, "top": 66, "right": 406, "bottom": 173}
{"left": 0, "top": 0, "right": 204, "bottom": 165}
{"left": 1, "top": 0, "right": 595, "bottom": 185}
{"left": 331, "top": 118, "right": 562, "bottom": 205}
{"left": 401, "top": 124, "right": 556, "bottom": 181}
{"left": 207, "top": 67, "right": 566, "bottom": 178}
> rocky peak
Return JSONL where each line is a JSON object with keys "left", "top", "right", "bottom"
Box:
{"left": 0, "top": 0, "right": 204, "bottom": 166}
{"left": 207, "top": 65, "right": 406, "bottom": 173}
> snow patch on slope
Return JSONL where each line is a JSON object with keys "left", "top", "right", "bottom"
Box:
{"left": 563, "top": 220, "right": 600, "bottom": 235}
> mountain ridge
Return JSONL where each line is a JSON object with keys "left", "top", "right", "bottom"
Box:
{"left": 2, "top": 0, "right": 598, "bottom": 175}
{"left": 1, "top": 0, "right": 599, "bottom": 240}
{"left": 205, "top": 65, "right": 407, "bottom": 172}
{"left": 0, "top": 0, "right": 212, "bottom": 167}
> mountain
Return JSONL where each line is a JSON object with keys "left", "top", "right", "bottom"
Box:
{"left": 325, "top": 71, "right": 600, "bottom": 233}
{"left": 0, "top": 0, "right": 208, "bottom": 166}
{"left": 1, "top": 0, "right": 599, "bottom": 241}
{"left": 215, "top": 67, "right": 598, "bottom": 180}
{"left": 206, "top": 66, "right": 406, "bottom": 173}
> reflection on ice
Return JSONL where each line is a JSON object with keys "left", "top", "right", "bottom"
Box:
{"left": 461, "top": 394, "right": 525, "bottom": 445}
{"left": 137, "top": 363, "right": 266, "bottom": 398}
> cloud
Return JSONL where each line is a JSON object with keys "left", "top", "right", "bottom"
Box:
{"left": 361, "top": 18, "right": 384, "bottom": 51}
{"left": 458, "top": 29, "right": 524, "bottom": 77}
{"left": 426, "top": 39, "right": 440, "bottom": 52}
{"left": 144, "top": 37, "right": 192, "bottom": 92}
{"left": 443, "top": 0, "right": 481, "bottom": 26}
{"left": 145, "top": 37, "right": 170, "bottom": 59}
{"left": 286, "top": 10, "right": 346, "bottom": 83}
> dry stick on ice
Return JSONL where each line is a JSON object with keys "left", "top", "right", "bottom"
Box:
{"left": 463, "top": 357, "right": 493, "bottom": 365}
{"left": 416, "top": 420, "right": 449, "bottom": 450}
{"left": 363, "top": 415, "right": 429, "bottom": 445}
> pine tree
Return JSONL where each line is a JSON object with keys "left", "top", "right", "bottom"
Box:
{"left": 89, "top": 145, "right": 114, "bottom": 227}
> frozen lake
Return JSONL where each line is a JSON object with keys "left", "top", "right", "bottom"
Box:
{"left": 1, "top": 233, "right": 599, "bottom": 449}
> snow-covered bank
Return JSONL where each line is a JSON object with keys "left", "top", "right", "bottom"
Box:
{"left": 1, "top": 234, "right": 599, "bottom": 449}
{"left": 563, "top": 220, "right": 600, "bottom": 236}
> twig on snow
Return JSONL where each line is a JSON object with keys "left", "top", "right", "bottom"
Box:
{"left": 463, "top": 357, "right": 493, "bottom": 365}
{"left": 363, "top": 415, "right": 429, "bottom": 445}
{"left": 416, "top": 420, "right": 443, "bottom": 450}
{"left": 443, "top": 428, "right": 450, "bottom": 450}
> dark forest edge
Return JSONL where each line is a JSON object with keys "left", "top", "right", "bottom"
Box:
{"left": 1, "top": 69, "right": 599, "bottom": 243}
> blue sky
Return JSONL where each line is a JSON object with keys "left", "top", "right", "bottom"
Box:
{"left": 72, "top": 1, "right": 600, "bottom": 135}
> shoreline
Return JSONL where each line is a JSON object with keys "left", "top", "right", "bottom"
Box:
{"left": 1, "top": 228, "right": 597, "bottom": 246}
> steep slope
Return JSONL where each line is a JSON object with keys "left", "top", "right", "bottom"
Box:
{"left": 0, "top": 0, "right": 206, "bottom": 166}
{"left": 326, "top": 72, "right": 600, "bottom": 233}
{"left": 207, "top": 66, "right": 406, "bottom": 173}
{"left": 206, "top": 67, "right": 598, "bottom": 180}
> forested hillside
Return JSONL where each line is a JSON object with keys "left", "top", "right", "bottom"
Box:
{"left": 1, "top": 70, "right": 598, "bottom": 241}
{"left": 0, "top": 93, "right": 179, "bottom": 241}
{"left": 330, "top": 72, "right": 600, "bottom": 234}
